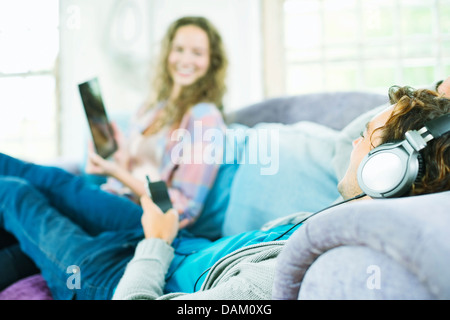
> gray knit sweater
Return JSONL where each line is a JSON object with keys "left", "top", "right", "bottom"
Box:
{"left": 112, "top": 211, "right": 315, "bottom": 300}
{"left": 112, "top": 238, "right": 287, "bottom": 300}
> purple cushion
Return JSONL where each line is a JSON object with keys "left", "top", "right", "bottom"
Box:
{"left": 0, "top": 274, "right": 53, "bottom": 300}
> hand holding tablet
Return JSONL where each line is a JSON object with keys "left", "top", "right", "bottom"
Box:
{"left": 78, "top": 78, "right": 118, "bottom": 159}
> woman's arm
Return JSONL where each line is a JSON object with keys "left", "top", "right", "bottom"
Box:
{"left": 85, "top": 120, "right": 150, "bottom": 194}
{"left": 86, "top": 151, "right": 148, "bottom": 197}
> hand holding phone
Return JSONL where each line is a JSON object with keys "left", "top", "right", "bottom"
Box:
{"left": 140, "top": 194, "right": 178, "bottom": 244}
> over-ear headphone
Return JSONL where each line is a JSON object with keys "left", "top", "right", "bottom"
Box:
{"left": 357, "top": 113, "right": 450, "bottom": 198}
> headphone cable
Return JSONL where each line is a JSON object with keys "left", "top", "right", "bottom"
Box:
{"left": 167, "top": 193, "right": 367, "bottom": 291}
{"left": 273, "top": 192, "right": 367, "bottom": 241}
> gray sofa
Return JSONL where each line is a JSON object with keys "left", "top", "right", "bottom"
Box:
{"left": 226, "top": 91, "right": 388, "bottom": 130}
{"left": 2, "top": 90, "right": 449, "bottom": 300}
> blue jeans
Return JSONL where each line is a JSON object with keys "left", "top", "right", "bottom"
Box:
{"left": 0, "top": 153, "right": 144, "bottom": 299}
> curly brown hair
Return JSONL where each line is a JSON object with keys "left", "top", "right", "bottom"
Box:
{"left": 376, "top": 86, "right": 450, "bottom": 195}
{"left": 144, "top": 16, "right": 228, "bottom": 133}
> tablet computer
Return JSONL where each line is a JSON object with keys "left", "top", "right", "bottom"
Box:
{"left": 78, "top": 78, "right": 118, "bottom": 159}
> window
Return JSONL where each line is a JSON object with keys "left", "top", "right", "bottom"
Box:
{"left": 275, "top": 0, "right": 450, "bottom": 96}
{"left": 0, "top": 0, "right": 59, "bottom": 162}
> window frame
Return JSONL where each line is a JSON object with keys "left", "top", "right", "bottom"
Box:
{"left": 0, "top": 1, "right": 61, "bottom": 161}
{"left": 263, "top": 0, "right": 450, "bottom": 97}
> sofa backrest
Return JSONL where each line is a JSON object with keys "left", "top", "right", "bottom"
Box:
{"left": 226, "top": 91, "right": 388, "bottom": 130}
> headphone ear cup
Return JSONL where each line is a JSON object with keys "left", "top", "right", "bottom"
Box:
{"left": 357, "top": 144, "right": 405, "bottom": 198}
{"left": 357, "top": 141, "right": 418, "bottom": 198}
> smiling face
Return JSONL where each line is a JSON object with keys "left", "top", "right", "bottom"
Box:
{"left": 167, "top": 25, "right": 210, "bottom": 98}
{"left": 337, "top": 106, "right": 394, "bottom": 200}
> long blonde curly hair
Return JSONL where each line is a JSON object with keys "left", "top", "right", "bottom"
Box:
{"left": 144, "top": 16, "right": 228, "bottom": 134}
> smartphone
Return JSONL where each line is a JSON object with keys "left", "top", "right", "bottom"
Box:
{"left": 146, "top": 176, "right": 173, "bottom": 213}
{"left": 78, "top": 78, "right": 118, "bottom": 159}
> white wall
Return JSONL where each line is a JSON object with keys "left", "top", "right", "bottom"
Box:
{"left": 59, "top": 0, "right": 263, "bottom": 161}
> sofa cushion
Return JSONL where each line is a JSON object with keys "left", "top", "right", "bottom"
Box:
{"left": 222, "top": 121, "right": 341, "bottom": 236}
{"left": 0, "top": 274, "right": 52, "bottom": 300}
{"left": 186, "top": 124, "right": 246, "bottom": 240}
{"left": 272, "top": 191, "right": 450, "bottom": 300}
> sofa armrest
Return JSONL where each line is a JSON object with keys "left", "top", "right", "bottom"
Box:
{"left": 272, "top": 191, "right": 450, "bottom": 300}
{"left": 299, "top": 245, "right": 432, "bottom": 299}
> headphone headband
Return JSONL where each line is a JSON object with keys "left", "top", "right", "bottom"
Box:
{"left": 424, "top": 113, "right": 450, "bottom": 140}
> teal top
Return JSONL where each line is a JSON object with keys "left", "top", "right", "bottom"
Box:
{"left": 164, "top": 224, "right": 298, "bottom": 294}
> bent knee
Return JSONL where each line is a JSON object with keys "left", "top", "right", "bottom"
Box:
{"left": 0, "top": 177, "right": 36, "bottom": 201}
{"left": 0, "top": 176, "right": 31, "bottom": 187}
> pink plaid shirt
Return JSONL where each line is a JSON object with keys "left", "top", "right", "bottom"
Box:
{"left": 131, "top": 102, "right": 226, "bottom": 224}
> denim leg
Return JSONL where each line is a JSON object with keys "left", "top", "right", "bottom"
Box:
{"left": 0, "top": 177, "right": 141, "bottom": 300}
{"left": 0, "top": 152, "right": 142, "bottom": 235}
